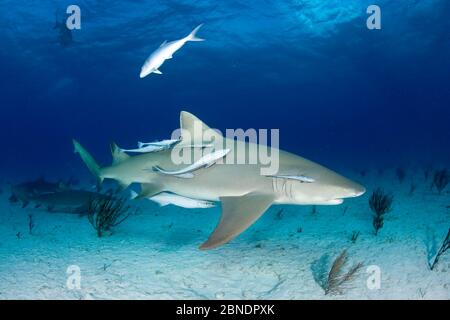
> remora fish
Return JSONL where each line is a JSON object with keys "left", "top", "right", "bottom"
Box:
{"left": 139, "top": 24, "right": 205, "bottom": 78}
{"left": 137, "top": 139, "right": 180, "bottom": 149}
{"left": 152, "top": 148, "right": 230, "bottom": 178}
{"left": 73, "top": 111, "right": 365, "bottom": 249}
{"left": 120, "top": 138, "right": 181, "bottom": 153}
{"left": 130, "top": 190, "right": 215, "bottom": 209}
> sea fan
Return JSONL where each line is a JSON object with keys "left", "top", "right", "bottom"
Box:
{"left": 431, "top": 169, "right": 449, "bottom": 194}
{"left": 429, "top": 228, "right": 450, "bottom": 270}
{"left": 323, "top": 250, "right": 364, "bottom": 295}
{"left": 369, "top": 188, "right": 393, "bottom": 235}
{"left": 87, "top": 196, "right": 133, "bottom": 237}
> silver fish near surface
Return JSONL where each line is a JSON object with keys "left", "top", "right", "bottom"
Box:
{"left": 139, "top": 24, "right": 205, "bottom": 78}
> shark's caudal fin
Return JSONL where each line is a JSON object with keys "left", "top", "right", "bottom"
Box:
{"left": 186, "top": 24, "right": 205, "bottom": 42}
{"left": 73, "top": 139, "right": 104, "bottom": 187}
{"left": 200, "top": 193, "right": 275, "bottom": 250}
{"left": 179, "top": 111, "right": 223, "bottom": 146}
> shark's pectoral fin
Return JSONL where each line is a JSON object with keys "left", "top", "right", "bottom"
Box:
{"left": 200, "top": 193, "right": 275, "bottom": 250}
{"left": 135, "top": 183, "right": 163, "bottom": 199}
{"left": 153, "top": 69, "right": 162, "bottom": 75}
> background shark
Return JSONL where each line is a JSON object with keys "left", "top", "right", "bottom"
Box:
{"left": 73, "top": 111, "right": 365, "bottom": 249}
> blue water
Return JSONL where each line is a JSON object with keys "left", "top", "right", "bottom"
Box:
{"left": 0, "top": 0, "right": 449, "bottom": 181}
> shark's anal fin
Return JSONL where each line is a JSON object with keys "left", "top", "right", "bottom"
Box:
{"left": 200, "top": 193, "right": 275, "bottom": 250}
{"left": 135, "top": 183, "right": 163, "bottom": 200}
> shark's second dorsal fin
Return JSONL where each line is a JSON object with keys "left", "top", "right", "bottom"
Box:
{"left": 199, "top": 192, "right": 274, "bottom": 250}
{"left": 179, "top": 111, "right": 223, "bottom": 146}
{"left": 110, "top": 142, "right": 130, "bottom": 165}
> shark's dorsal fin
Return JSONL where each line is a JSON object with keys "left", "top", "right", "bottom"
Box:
{"left": 110, "top": 142, "right": 130, "bottom": 165}
{"left": 160, "top": 40, "right": 167, "bottom": 47}
{"left": 179, "top": 111, "right": 223, "bottom": 146}
{"left": 200, "top": 193, "right": 274, "bottom": 250}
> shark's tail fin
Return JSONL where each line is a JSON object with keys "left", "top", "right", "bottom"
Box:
{"left": 72, "top": 139, "right": 104, "bottom": 187}
{"left": 186, "top": 24, "right": 205, "bottom": 42}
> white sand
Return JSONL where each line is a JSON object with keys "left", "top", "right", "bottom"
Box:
{"left": 0, "top": 170, "right": 448, "bottom": 300}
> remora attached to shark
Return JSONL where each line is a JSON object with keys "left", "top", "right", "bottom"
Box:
{"left": 73, "top": 111, "right": 365, "bottom": 249}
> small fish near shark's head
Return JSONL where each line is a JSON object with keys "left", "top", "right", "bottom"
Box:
{"left": 311, "top": 172, "right": 366, "bottom": 204}
{"left": 272, "top": 165, "right": 365, "bottom": 205}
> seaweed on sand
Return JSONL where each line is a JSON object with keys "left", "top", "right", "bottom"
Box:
{"left": 314, "top": 250, "right": 364, "bottom": 295}
{"left": 28, "top": 214, "right": 35, "bottom": 235}
{"left": 351, "top": 231, "right": 360, "bottom": 243}
{"left": 429, "top": 228, "right": 450, "bottom": 270}
{"left": 275, "top": 209, "right": 284, "bottom": 220}
{"left": 87, "top": 196, "right": 133, "bottom": 237}
{"left": 369, "top": 188, "right": 393, "bottom": 235}
{"left": 431, "top": 169, "right": 449, "bottom": 194}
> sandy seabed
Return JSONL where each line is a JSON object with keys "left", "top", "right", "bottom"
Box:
{"left": 0, "top": 171, "right": 449, "bottom": 300}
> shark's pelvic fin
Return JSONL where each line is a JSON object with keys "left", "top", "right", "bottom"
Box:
{"left": 179, "top": 111, "right": 223, "bottom": 146}
{"left": 116, "top": 180, "right": 131, "bottom": 191}
{"left": 136, "top": 183, "right": 163, "bottom": 199}
{"left": 200, "top": 193, "right": 275, "bottom": 250}
{"left": 110, "top": 142, "right": 130, "bottom": 165}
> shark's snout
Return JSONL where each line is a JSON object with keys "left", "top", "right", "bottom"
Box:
{"left": 343, "top": 181, "right": 366, "bottom": 198}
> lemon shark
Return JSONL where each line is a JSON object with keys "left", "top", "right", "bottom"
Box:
{"left": 73, "top": 111, "right": 365, "bottom": 249}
